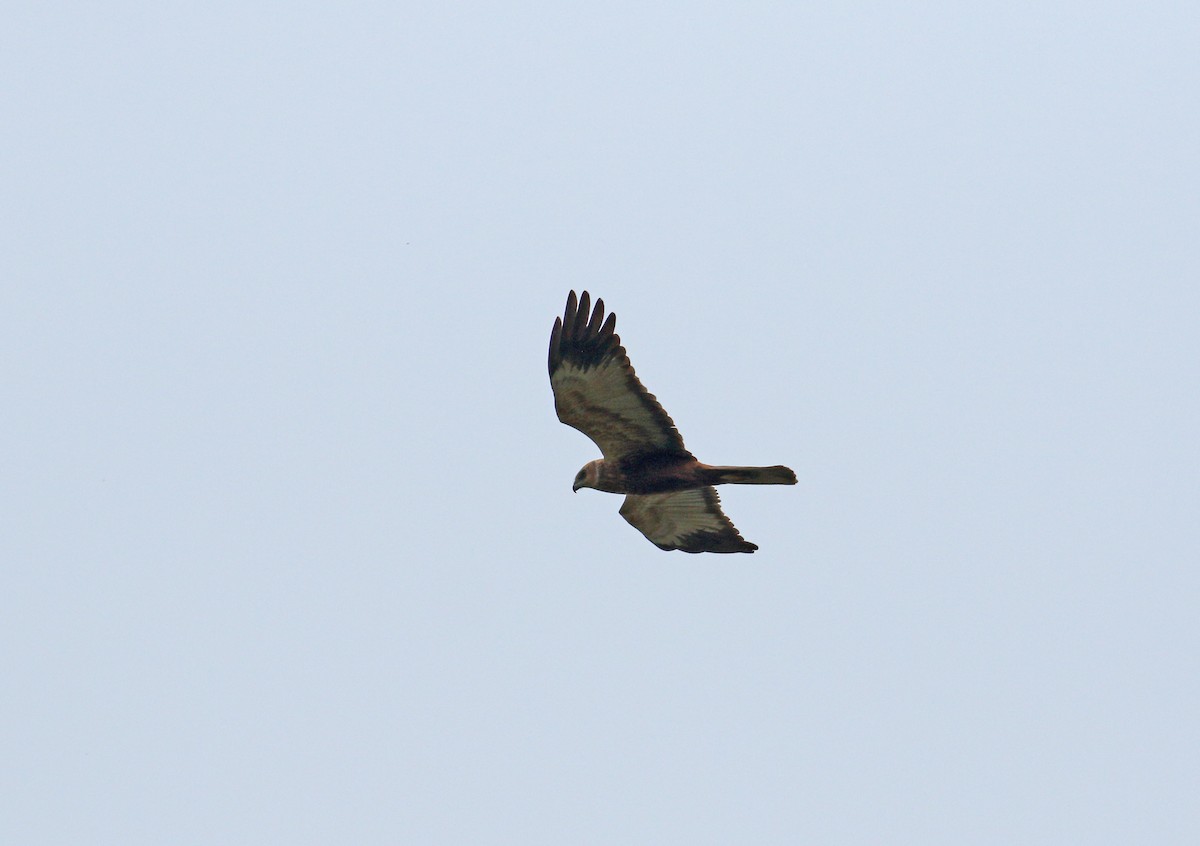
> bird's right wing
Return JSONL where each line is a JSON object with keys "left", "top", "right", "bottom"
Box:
{"left": 549, "top": 291, "right": 688, "bottom": 462}
{"left": 619, "top": 488, "right": 757, "bottom": 553}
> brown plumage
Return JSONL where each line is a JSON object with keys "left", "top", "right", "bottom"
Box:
{"left": 548, "top": 291, "right": 797, "bottom": 553}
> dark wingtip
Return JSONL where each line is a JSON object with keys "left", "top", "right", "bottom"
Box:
{"left": 562, "top": 291, "right": 579, "bottom": 341}
{"left": 548, "top": 315, "right": 563, "bottom": 375}
{"left": 598, "top": 311, "right": 617, "bottom": 342}
{"left": 550, "top": 290, "right": 619, "bottom": 373}
{"left": 576, "top": 291, "right": 591, "bottom": 338}
{"left": 672, "top": 528, "right": 760, "bottom": 553}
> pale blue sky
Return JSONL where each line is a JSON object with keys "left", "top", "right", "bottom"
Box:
{"left": 3, "top": 2, "right": 1198, "bottom": 843}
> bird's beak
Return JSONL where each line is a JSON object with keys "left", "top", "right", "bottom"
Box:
{"left": 572, "top": 481, "right": 581, "bottom": 493}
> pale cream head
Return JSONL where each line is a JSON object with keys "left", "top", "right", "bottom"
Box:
{"left": 572, "top": 460, "right": 604, "bottom": 492}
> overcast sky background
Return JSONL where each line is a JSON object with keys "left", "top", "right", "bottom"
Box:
{"left": 4, "top": 2, "right": 1198, "bottom": 843}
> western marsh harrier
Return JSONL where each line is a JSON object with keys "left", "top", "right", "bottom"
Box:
{"left": 548, "top": 291, "right": 796, "bottom": 553}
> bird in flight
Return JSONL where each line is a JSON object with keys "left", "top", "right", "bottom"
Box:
{"left": 548, "top": 291, "right": 796, "bottom": 553}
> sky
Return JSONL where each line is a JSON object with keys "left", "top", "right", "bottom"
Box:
{"left": 3, "top": 2, "right": 1198, "bottom": 843}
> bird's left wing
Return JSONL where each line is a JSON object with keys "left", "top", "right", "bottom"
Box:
{"left": 549, "top": 291, "right": 688, "bottom": 461}
{"left": 619, "top": 488, "right": 758, "bottom": 553}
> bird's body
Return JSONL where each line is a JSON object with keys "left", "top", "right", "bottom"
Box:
{"left": 548, "top": 291, "right": 796, "bottom": 553}
{"left": 575, "top": 454, "right": 798, "bottom": 495}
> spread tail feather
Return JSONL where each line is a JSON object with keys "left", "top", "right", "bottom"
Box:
{"left": 703, "top": 465, "right": 797, "bottom": 486}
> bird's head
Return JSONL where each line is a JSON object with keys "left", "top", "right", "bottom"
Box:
{"left": 572, "top": 460, "right": 603, "bottom": 492}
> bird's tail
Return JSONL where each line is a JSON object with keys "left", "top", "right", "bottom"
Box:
{"left": 702, "top": 465, "right": 797, "bottom": 486}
